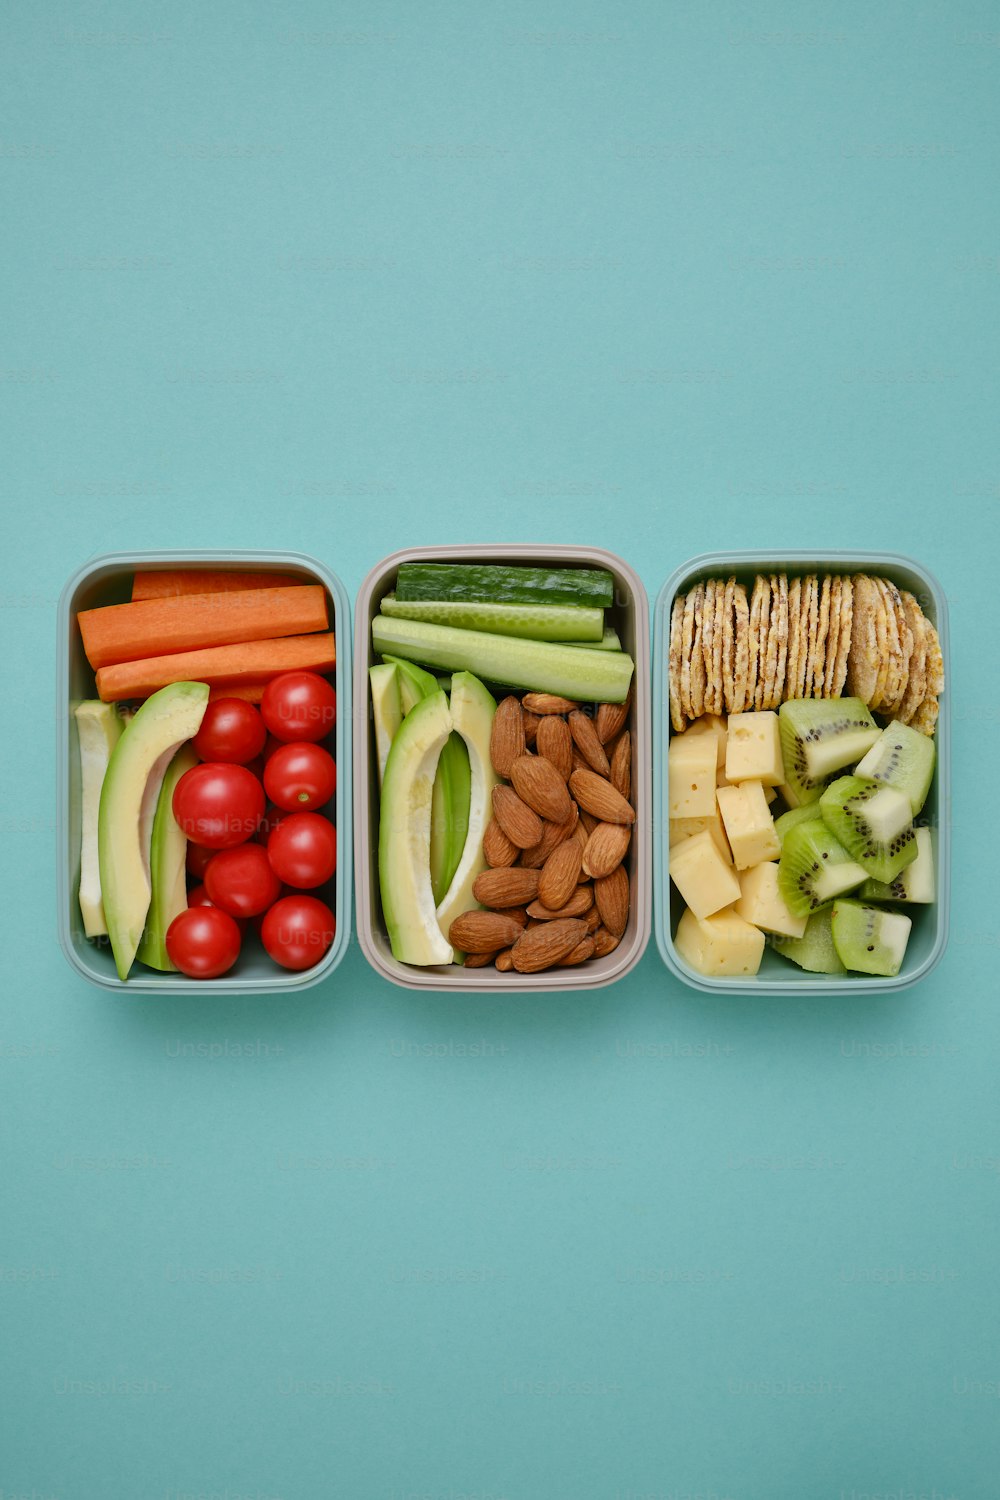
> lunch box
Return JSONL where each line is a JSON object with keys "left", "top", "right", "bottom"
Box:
{"left": 654, "top": 551, "right": 950, "bottom": 994}
{"left": 56, "top": 549, "right": 352, "bottom": 993}
{"left": 354, "top": 544, "right": 651, "bottom": 991}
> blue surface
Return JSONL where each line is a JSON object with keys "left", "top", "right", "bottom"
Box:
{"left": 3, "top": 3, "right": 998, "bottom": 1496}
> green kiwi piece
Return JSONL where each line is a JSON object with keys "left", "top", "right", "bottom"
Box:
{"left": 854, "top": 720, "right": 935, "bottom": 817}
{"left": 858, "top": 827, "right": 934, "bottom": 903}
{"left": 778, "top": 697, "right": 880, "bottom": 805}
{"left": 830, "top": 899, "right": 912, "bottom": 977}
{"left": 774, "top": 802, "right": 824, "bottom": 847}
{"left": 819, "top": 774, "right": 918, "bottom": 884}
{"left": 777, "top": 818, "right": 867, "bottom": 918}
{"left": 772, "top": 909, "right": 847, "bottom": 974}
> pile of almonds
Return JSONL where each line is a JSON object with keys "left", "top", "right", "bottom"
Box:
{"left": 449, "top": 690, "right": 635, "bottom": 974}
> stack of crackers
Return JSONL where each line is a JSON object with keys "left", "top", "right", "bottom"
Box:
{"left": 668, "top": 573, "right": 944, "bottom": 737}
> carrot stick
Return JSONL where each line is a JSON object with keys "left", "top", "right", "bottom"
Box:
{"left": 95, "top": 634, "right": 336, "bottom": 702}
{"left": 208, "top": 681, "right": 271, "bottom": 704}
{"left": 132, "top": 569, "right": 305, "bottom": 601}
{"left": 79, "top": 586, "right": 328, "bottom": 669}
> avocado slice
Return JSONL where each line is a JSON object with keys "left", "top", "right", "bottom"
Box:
{"left": 98, "top": 681, "right": 209, "bottom": 980}
{"left": 378, "top": 690, "right": 455, "bottom": 966}
{"left": 369, "top": 663, "right": 403, "bottom": 788}
{"left": 74, "top": 701, "right": 124, "bottom": 937}
{"left": 136, "top": 743, "right": 199, "bottom": 971}
{"left": 434, "top": 672, "right": 499, "bottom": 952}
{"left": 382, "top": 653, "right": 439, "bottom": 713}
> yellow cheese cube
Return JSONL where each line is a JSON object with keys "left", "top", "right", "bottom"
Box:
{"left": 687, "top": 713, "right": 728, "bottom": 768}
{"left": 735, "top": 861, "right": 807, "bottom": 939}
{"left": 669, "top": 830, "right": 741, "bottom": 919}
{"left": 668, "top": 731, "right": 717, "bottom": 817}
{"left": 669, "top": 810, "right": 733, "bottom": 863}
{"left": 674, "top": 906, "right": 765, "bottom": 977}
{"left": 715, "top": 781, "right": 781, "bottom": 870}
{"left": 725, "top": 711, "right": 785, "bottom": 786}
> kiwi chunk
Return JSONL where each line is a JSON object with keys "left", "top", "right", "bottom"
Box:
{"left": 772, "top": 909, "right": 847, "bottom": 974}
{"left": 858, "top": 826, "right": 934, "bottom": 903}
{"left": 774, "top": 802, "right": 824, "bottom": 847}
{"left": 777, "top": 818, "right": 867, "bottom": 918}
{"left": 854, "top": 720, "right": 935, "bottom": 816}
{"left": 819, "top": 774, "right": 918, "bottom": 884}
{"left": 778, "top": 698, "right": 880, "bottom": 805}
{"left": 831, "top": 899, "right": 912, "bottom": 976}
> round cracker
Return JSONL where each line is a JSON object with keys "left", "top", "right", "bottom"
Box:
{"left": 784, "top": 577, "right": 802, "bottom": 702}
{"left": 680, "top": 585, "right": 699, "bottom": 723}
{"left": 711, "top": 577, "right": 726, "bottom": 715}
{"left": 823, "top": 575, "right": 842, "bottom": 697}
{"left": 811, "top": 574, "right": 832, "bottom": 696}
{"left": 869, "top": 578, "right": 891, "bottom": 709}
{"left": 799, "top": 575, "right": 819, "bottom": 701}
{"left": 669, "top": 593, "right": 686, "bottom": 731}
{"left": 911, "top": 694, "right": 939, "bottom": 737}
{"left": 831, "top": 574, "right": 853, "bottom": 697}
{"left": 689, "top": 583, "right": 708, "bottom": 720}
{"left": 701, "top": 579, "right": 722, "bottom": 717}
{"left": 874, "top": 577, "right": 904, "bottom": 712}
{"left": 747, "top": 575, "right": 770, "bottom": 711}
{"left": 896, "top": 591, "right": 927, "bottom": 724}
{"left": 731, "top": 581, "right": 750, "bottom": 713}
{"left": 763, "top": 572, "right": 788, "bottom": 709}
{"left": 882, "top": 580, "right": 914, "bottom": 716}
{"left": 924, "top": 620, "right": 944, "bottom": 697}
{"left": 721, "top": 577, "right": 737, "bottom": 713}
{"left": 846, "top": 574, "right": 880, "bottom": 705}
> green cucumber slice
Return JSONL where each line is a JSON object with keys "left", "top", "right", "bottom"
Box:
{"left": 372, "top": 616, "right": 634, "bottom": 704}
{"left": 381, "top": 594, "right": 603, "bottom": 643}
{"left": 564, "top": 626, "right": 622, "bottom": 652}
{"left": 395, "top": 562, "right": 614, "bottom": 609}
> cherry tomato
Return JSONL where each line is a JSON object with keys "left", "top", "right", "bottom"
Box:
{"left": 205, "top": 842, "right": 281, "bottom": 919}
{"left": 264, "top": 742, "right": 336, "bottom": 812}
{"left": 254, "top": 803, "right": 286, "bottom": 844}
{"left": 173, "top": 763, "right": 264, "bottom": 849}
{"left": 166, "top": 906, "right": 242, "bottom": 979}
{"left": 185, "top": 841, "right": 216, "bottom": 880}
{"left": 267, "top": 812, "right": 336, "bottom": 889}
{"left": 193, "top": 699, "right": 267, "bottom": 765}
{"left": 261, "top": 671, "right": 336, "bottom": 743}
{"left": 261, "top": 894, "right": 335, "bottom": 970}
{"left": 187, "top": 883, "right": 214, "bottom": 908}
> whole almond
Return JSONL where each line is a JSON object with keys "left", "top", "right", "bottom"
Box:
{"left": 472, "top": 867, "right": 540, "bottom": 908}
{"left": 522, "top": 692, "right": 580, "bottom": 715}
{"left": 559, "top": 935, "right": 595, "bottom": 967}
{"left": 492, "top": 785, "right": 543, "bottom": 848}
{"left": 463, "top": 950, "right": 496, "bottom": 969}
{"left": 521, "top": 807, "right": 578, "bottom": 868}
{"left": 495, "top": 948, "right": 514, "bottom": 972}
{"left": 610, "top": 730, "right": 631, "bottom": 801}
{"left": 490, "top": 695, "right": 526, "bottom": 778}
{"left": 569, "top": 768, "right": 635, "bottom": 825}
{"left": 510, "top": 755, "right": 573, "bottom": 824}
{"left": 582, "top": 822, "right": 631, "bottom": 879}
{"left": 594, "top": 865, "right": 629, "bottom": 937}
{"left": 535, "top": 715, "right": 573, "bottom": 780}
{"left": 592, "top": 925, "right": 621, "bottom": 957}
{"left": 449, "top": 910, "right": 524, "bottom": 953}
{"left": 596, "top": 690, "right": 631, "bottom": 745}
{"left": 510, "top": 918, "right": 588, "bottom": 973}
{"left": 568, "top": 710, "right": 611, "bottom": 777}
{"left": 538, "top": 838, "right": 582, "bottom": 911}
{"left": 483, "top": 818, "right": 519, "bottom": 868}
{"left": 506, "top": 907, "right": 529, "bottom": 929}
{"left": 526, "top": 885, "right": 594, "bottom": 921}
{"left": 521, "top": 710, "right": 540, "bottom": 746}
{"left": 585, "top": 907, "right": 602, "bottom": 933}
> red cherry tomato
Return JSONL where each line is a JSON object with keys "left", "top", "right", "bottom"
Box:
{"left": 165, "top": 906, "right": 242, "bottom": 979}
{"left": 264, "top": 742, "right": 337, "bottom": 812}
{"left": 193, "top": 699, "right": 267, "bottom": 765}
{"left": 261, "top": 671, "right": 336, "bottom": 743}
{"left": 261, "top": 894, "right": 335, "bottom": 970}
{"left": 173, "top": 763, "right": 264, "bottom": 849}
{"left": 267, "top": 812, "right": 336, "bottom": 889}
{"left": 185, "top": 841, "right": 216, "bottom": 880}
{"left": 187, "top": 883, "right": 214, "bottom": 908}
{"left": 204, "top": 842, "right": 282, "bottom": 919}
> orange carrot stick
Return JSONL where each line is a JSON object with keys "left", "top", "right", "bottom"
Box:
{"left": 95, "top": 634, "right": 336, "bottom": 702}
{"left": 132, "top": 569, "right": 305, "bottom": 601}
{"left": 208, "top": 681, "right": 271, "bottom": 704}
{"left": 79, "top": 586, "right": 328, "bottom": 670}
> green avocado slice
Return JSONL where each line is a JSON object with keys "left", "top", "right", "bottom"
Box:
{"left": 136, "top": 743, "right": 199, "bottom": 972}
{"left": 74, "top": 701, "right": 124, "bottom": 937}
{"left": 434, "top": 672, "right": 499, "bottom": 954}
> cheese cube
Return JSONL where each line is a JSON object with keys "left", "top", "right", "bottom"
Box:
{"left": 668, "top": 731, "right": 717, "bottom": 818}
{"left": 687, "top": 713, "right": 728, "bottom": 768}
{"left": 669, "top": 810, "right": 733, "bottom": 864}
{"left": 725, "top": 711, "right": 784, "bottom": 786}
{"left": 669, "top": 830, "right": 741, "bottom": 919}
{"left": 716, "top": 781, "right": 781, "bottom": 870}
{"left": 674, "top": 906, "right": 765, "bottom": 977}
{"left": 735, "top": 861, "right": 807, "bottom": 939}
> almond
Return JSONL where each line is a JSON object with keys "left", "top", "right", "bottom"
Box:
{"left": 559, "top": 935, "right": 595, "bottom": 967}
{"left": 610, "top": 730, "right": 631, "bottom": 801}
{"left": 522, "top": 692, "right": 580, "bottom": 715}
{"left": 510, "top": 917, "right": 588, "bottom": 973}
{"left": 594, "top": 865, "right": 629, "bottom": 937}
{"left": 596, "top": 690, "right": 631, "bottom": 745}
{"left": 490, "top": 695, "right": 526, "bottom": 778}
{"left": 592, "top": 925, "right": 621, "bottom": 957}
{"left": 521, "top": 710, "right": 540, "bottom": 746}
{"left": 449, "top": 910, "right": 525, "bottom": 953}
{"left": 582, "top": 822, "right": 631, "bottom": 879}
{"left": 571, "top": 749, "right": 592, "bottom": 775}
{"left": 538, "top": 838, "right": 582, "bottom": 911}
{"left": 521, "top": 807, "right": 578, "bottom": 868}
{"left": 495, "top": 948, "right": 515, "bottom": 972}
{"left": 462, "top": 950, "right": 496, "bottom": 969}
{"left": 526, "top": 885, "right": 594, "bottom": 921}
{"left": 578, "top": 809, "right": 599, "bottom": 837}
{"left": 482, "top": 818, "right": 519, "bottom": 868}
{"left": 510, "top": 755, "right": 573, "bottom": 824}
{"left": 569, "top": 768, "right": 635, "bottom": 825}
{"left": 472, "top": 867, "right": 540, "bottom": 908}
{"left": 535, "top": 715, "right": 573, "bottom": 780}
{"left": 568, "top": 710, "right": 611, "bottom": 777}
{"left": 492, "top": 785, "right": 543, "bottom": 848}
{"left": 585, "top": 907, "right": 602, "bottom": 934}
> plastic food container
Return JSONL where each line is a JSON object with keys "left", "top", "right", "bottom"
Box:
{"left": 354, "top": 544, "right": 651, "bottom": 991}
{"left": 654, "top": 551, "right": 950, "bottom": 994}
{"left": 57, "top": 549, "right": 352, "bottom": 993}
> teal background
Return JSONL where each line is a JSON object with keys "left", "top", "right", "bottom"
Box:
{"left": 3, "top": 1, "right": 998, "bottom": 1496}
